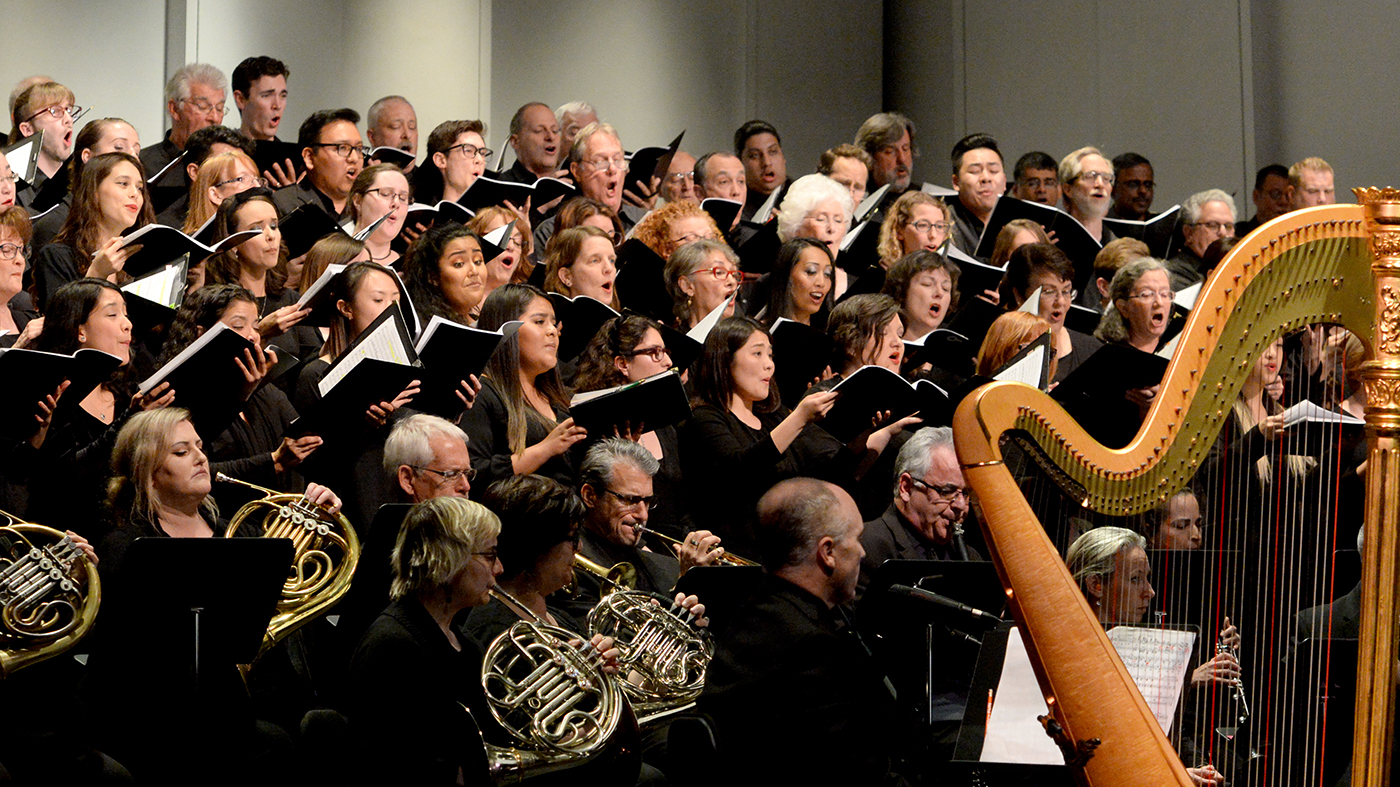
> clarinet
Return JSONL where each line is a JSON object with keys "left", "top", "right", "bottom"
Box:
{"left": 1214, "top": 627, "right": 1251, "bottom": 740}
{"left": 952, "top": 520, "right": 970, "bottom": 562}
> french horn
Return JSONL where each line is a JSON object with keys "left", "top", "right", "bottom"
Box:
{"left": 215, "top": 473, "right": 359, "bottom": 663}
{"left": 0, "top": 511, "right": 100, "bottom": 678}
{"left": 587, "top": 590, "right": 713, "bottom": 721}
{"left": 475, "top": 585, "right": 634, "bottom": 783}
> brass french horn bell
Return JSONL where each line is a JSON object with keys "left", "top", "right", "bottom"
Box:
{"left": 0, "top": 511, "right": 100, "bottom": 678}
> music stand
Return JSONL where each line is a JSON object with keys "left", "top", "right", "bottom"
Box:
{"left": 673, "top": 565, "right": 764, "bottom": 624}
{"left": 858, "top": 560, "right": 1005, "bottom": 731}
{"left": 123, "top": 537, "right": 292, "bottom": 691}
{"left": 339, "top": 503, "right": 411, "bottom": 640}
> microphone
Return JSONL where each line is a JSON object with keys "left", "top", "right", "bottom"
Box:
{"left": 888, "top": 584, "right": 1004, "bottom": 624}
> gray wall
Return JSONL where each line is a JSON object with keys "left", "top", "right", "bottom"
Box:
{"left": 489, "top": 0, "right": 883, "bottom": 177}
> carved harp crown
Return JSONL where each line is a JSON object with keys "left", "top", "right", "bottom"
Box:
{"left": 952, "top": 195, "right": 1399, "bottom": 787}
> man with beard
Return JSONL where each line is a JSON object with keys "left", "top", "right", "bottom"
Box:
{"left": 1236, "top": 164, "right": 1289, "bottom": 236}
{"left": 1166, "top": 189, "right": 1236, "bottom": 290}
{"left": 272, "top": 108, "right": 364, "bottom": 217}
{"left": 231, "top": 56, "right": 299, "bottom": 188}
{"left": 1060, "top": 146, "right": 1117, "bottom": 247}
{"left": 1108, "top": 152, "right": 1156, "bottom": 221}
{"left": 735, "top": 120, "right": 790, "bottom": 222}
{"left": 856, "top": 112, "right": 917, "bottom": 200}
{"left": 947, "top": 133, "right": 1007, "bottom": 260}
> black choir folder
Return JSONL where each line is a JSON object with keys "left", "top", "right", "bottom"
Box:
{"left": 547, "top": 293, "right": 619, "bottom": 362}
{"left": 770, "top": 317, "right": 833, "bottom": 409}
{"left": 460, "top": 174, "right": 577, "bottom": 213}
{"left": 287, "top": 303, "right": 419, "bottom": 437}
{"left": 819, "top": 365, "right": 950, "bottom": 442}
{"left": 410, "top": 315, "right": 516, "bottom": 418}
{"left": 0, "top": 347, "right": 122, "bottom": 435}
{"left": 973, "top": 196, "right": 1103, "bottom": 282}
{"left": 622, "top": 131, "right": 684, "bottom": 198}
{"left": 117, "top": 224, "right": 263, "bottom": 278}
{"left": 403, "top": 199, "right": 475, "bottom": 230}
{"left": 139, "top": 322, "right": 257, "bottom": 411}
{"left": 568, "top": 368, "right": 691, "bottom": 434}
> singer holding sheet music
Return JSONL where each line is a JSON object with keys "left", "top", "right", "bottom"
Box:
{"left": 346, "top": 164, "right": 410, "bottom": 267}
{"left": 876, "top": 191, "right": 952, "bottom": 270}
{"left": 461, "top": 284, "right": 585, "bottom": 492}
{"left": 999, "top": 243, "right": 1101, "bottom": 382}
{"left": 204, "top": 189, "right": 307, "bottom": 339}
{"left": 30, "top": 117, "right": 144, "bottom": 249}
{"left": 32, "top": 152, "right": 156, "bottom": 310}
{"left": 542, "top": 226, "right": 620, "bottom": 310}
{"left": 9, "top": 81, "right": 77, "bottom": 205}
{"left": 468, "top": 205, "right": 534, "bottom": 291}
{"left": 28, "top": 279, "right": 175, "bottom": 536}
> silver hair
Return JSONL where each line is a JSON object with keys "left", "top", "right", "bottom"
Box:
{"left": 854, "top": 112, "right": 915, "bottom": 158}
{"left": 569, "top": 121, "right": 621, "bottom": 166}
{"left": 1093, "top": 257, "right": 1169, "bottom": 344}
{"left": 777, "top": 174, "right": 854, "bottom": 242}
{"left": 383, "top": 413, "right": 469, "bottom": 475}
{"left": 664, "top": 238, "right": 738, "bottom": 321}
{"left": 367, "top": 95, "right": 413, "bottom": 129}
{"left": 580, "top": 437, "right": 659, "bottom": 490}
{"left": 1181, "top": 188, "right": 1238, "bottom": 225}
{"left": 1057, "top": 146, "right": 1104, "bottom": 186}
{"left": 892, "top": 426, "right": 956, "bottom": 492}
{"left": 164, "top": 63, "right": 227, "bottom": 106}
{"left": 1066, "top": 526, "right": 1145, "bottom": 588}
{"left": 555, "top": 100, "right": 596, "bottom": 125}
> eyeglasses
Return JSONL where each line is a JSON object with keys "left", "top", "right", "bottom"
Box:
{"left": 0, "top": 243, "right": 23, "bottom": 260}
{"left": 666, "top": 172, "right": 694, "bottom": 183}
{"left": 583, "top": 157, "right": 629, "bottom": 173}
{"left": 472, "top": 549, "right": 500, "bottom": 563}
{"left": 910, "top": 478, "right": 972, "bottom": 501}
{"left": 411, "top": 465, "right": 476, "bottom": 485}
{"left": 603, "top": 488, "right": 657, "bottom": 509}
{"left": 1188, "top": 221, "right": 1234, "bottom": 233}
{"left": 1038, "top": 285, "right": 1077, "bottom": 301}
{"left": 23, "top": 104, "right": 81, "bottom": 124}
{"left": 688, "top": 265, "right": 742, "bottom": 283}
{"left": 1129, "top": 289, "right": 1173, "bottom": 302}
{"left": 1077, "top": 171, "right": 1115, "bottom": 185}
{"left": 312, "top": 142, "right": 371, "bottom": 160}
{"left": 1019, "top": 176, "right": 1059, "bottom": 189}
{"left": 669, "top": 231, "right": 717, "bottom": 247}
{"left": 911, "top": 220, "right": 950, "bottom": 234}
{"left": 447, "top": 142, "right": 493, "bottom": 160}
{"left": 180, "top": 98, "right": 228, "bottom": 117}
{"left": 366, "top": 187, "right": 412, "bottom": 205}
{"left": 214, "top": 174, "right": 267, "bottom": 190}
{"left": 627, "top": 346, "right": 671, "bottom": 363}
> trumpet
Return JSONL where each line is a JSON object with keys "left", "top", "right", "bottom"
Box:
{"left": 572, "top": 553, "right": 638, "bottom": 594}
{"left": 636, "top": 525, "right": 760, "bottom": 567}
{"left": 214, "top": 473, "right": 359, "bottom": 663}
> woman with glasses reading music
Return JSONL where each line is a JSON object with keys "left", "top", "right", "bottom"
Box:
{"left": 663, "top": 239, "right": 741, "bottom": 332}
{"left": 32, "top": 152, "right": 156, "bottom": 310}
{"left": 0, "top": 209, "right": 38, "bottom": 348}
{"left": 1094, "top": 257, "right": 1173, "bottom": 354}
{"left": 346, "top": 163, "right": 411, "bottom": 267}
{"left": 877, "top": 191, "right": 952, "bottom": 270}
{"left": 181, "top": 150, "right": 264, "bottom": 234}
{"left": 632, "top": 199, "right": 724, "bottom": 263}
{"left": 999, "top": 242, "right": 1102, "bottom": 383}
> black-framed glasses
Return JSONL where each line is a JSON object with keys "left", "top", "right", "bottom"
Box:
{"left": 909, "top": 478, "right": 971, "bottom": 501}
{"left": 447, "top": 142, "right": 493, "bottom": 160}
{"left": 411, "top": 465, "right": 476, "bottom": 484}
{"left": 472, "top": 549, "right": 500, "bottom": 563}
{"left": 312, "top": 142, "right": 371, "bottom": 159}
{"left": 627, "top": 346, "right": 671, "bottom": 363}
{"left": 215, "top": 174, "right": 267, "bottom": 190}
{"left": 910, "top": 220, "right": 950, "bottom": 234}
{"left": 604, "top": 488, "right": 657, "bottom": 509}
{"left": 365, "top": 186, "right": 412, "bottom": 205}
{"left": 24, "top": 104, "right": 81, "bottom": 124}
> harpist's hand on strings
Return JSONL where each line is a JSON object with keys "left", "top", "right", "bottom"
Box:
{"left": 1187, "top": 764, "right": 1224, "bottom": 785}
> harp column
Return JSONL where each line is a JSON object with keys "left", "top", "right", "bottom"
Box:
{"left": 1354, "top": 188, "right": 1400, "bottom": 787}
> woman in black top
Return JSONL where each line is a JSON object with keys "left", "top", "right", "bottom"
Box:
{"left": 0, "top": 208, "right": 39, "bottom": 348}
{"left": 28, "top": 279, "right": 174, "bottom": 536}
{"left": 753, "top": 238, "right": 835, "bottom": 329}
{"left": 460, "top": 283, "right": 586, "bottom": 492}
{"left": 31, "top": 152, "right": 155, "bottom": 310}
{"left": 159, "top": 284, "right": 321, "bottom": 497}
{"left": 203, "top": 188, "right": 308, "bottom": 343}
{"left": 999, "top": 242, "right": 1102, "bottom": 383}
{"left": 680, "top": 316, "right": 908, "bottom": 550}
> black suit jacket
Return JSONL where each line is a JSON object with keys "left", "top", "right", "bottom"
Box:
{"left": 858, "top": 504, "right": 980, "bottom": 598}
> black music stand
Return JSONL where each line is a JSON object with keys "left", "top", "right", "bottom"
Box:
{"left": 338, "top": 503, "right": 411, "bottom": 642}
{"left": 858, "top": 560, "right": 1005, "bottom": 732}
{"left": 673, "top": 565, "right": 764, "bottom": 624}
{"left": 124, "top": 537, "right": 291, "bottom": 691}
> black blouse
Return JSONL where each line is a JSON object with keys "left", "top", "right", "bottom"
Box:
{"left": 460, "top": 377, "right": 574, "bottom": 495}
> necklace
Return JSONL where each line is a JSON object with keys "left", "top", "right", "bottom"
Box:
{"left": 368, "top": 247, "right": 391, "bottom": 262}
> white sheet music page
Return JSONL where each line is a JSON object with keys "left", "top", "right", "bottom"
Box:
{"left": 317, "top": 315, "right": 413, "bottom": 396}
{"left": 1105, "top": 626, "right": 1196, "bottom": 735}
{"left": 980, "top": 627, "right": 1062, "bottom": 764}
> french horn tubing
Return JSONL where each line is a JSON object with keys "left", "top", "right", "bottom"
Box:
{"left": 215, "top": 473, "right": 359, "bottom": 663}
{"left": 586, "top": 588, "right": 713, "bottom": 720}
{"left": 0, "top": 510, "right": 100, "bottom": 678}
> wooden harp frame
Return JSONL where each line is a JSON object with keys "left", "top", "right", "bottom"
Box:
{"left": 952, "top": 191, "right": 1400, "bottom": 787}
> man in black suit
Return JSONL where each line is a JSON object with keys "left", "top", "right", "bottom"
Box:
{"left": 858, "top": 426, "right": 980, "bottom": 598}
{"left": 698, "top": 477, "right": 903, "bottom": 785}
{"left": 570, "top": 438, "right": 718, "bottom": 611}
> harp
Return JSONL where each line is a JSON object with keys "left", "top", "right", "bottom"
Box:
{"left": 952, "top": 191, "right": 1400, "bottom": 787}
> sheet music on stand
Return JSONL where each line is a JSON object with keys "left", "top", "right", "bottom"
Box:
{"left": 1105, "top": 626, "right": 1196, "bottom": 736}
